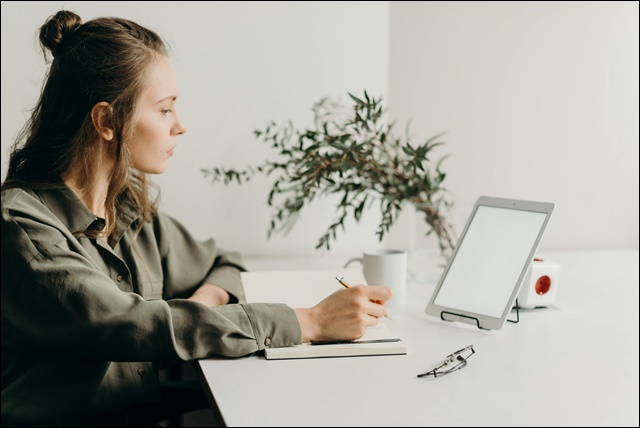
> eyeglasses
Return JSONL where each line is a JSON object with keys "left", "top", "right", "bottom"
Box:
{"left": 417, "top": 345, "right": 475, "bottom": 378}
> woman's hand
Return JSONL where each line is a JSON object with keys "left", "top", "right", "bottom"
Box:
{"left": 294, "top": 285, "right": 392, "bottom": 343}
{"left": 187, "top": 283, "right": 231, "bottom": 307}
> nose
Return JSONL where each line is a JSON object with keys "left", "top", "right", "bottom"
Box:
{"left": 174, "top": 111, "right": 187, "bottom": 136}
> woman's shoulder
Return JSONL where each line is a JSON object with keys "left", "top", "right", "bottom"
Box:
{"left": 1, "top": 186, "right": 40, "bottom": 213}
{"left": 1, "top": 187, "right": 67, "bottom": 254}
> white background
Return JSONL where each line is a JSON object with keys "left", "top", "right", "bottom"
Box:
{"left": 2, "top": 1, "right": 638, "bottom": 259}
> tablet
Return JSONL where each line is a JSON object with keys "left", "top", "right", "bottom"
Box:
{"left": 425, "top": 196, "right": 555, "bottom": 330}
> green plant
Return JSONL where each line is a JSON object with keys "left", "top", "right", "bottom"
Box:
{"left": 201, "top": 91, "right": 456, "bottom": 255}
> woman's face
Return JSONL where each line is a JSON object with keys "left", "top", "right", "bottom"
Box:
{"left": 128, "top": 55, "right": 187, "bottom": 174}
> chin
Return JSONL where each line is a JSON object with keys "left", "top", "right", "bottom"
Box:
{"left": 140, "top": 165, "right": 168, "bottom": 175}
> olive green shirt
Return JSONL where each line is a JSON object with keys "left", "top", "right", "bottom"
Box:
{"left": 1, "top": 185, "right": 302, "bottom": 423}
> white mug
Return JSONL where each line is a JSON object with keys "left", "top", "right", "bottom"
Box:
{"left": 345, "top": 249, "right": 408, "bottom": 307}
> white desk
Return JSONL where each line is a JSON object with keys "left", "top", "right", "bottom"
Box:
{"left": 198, "top": 249, "right": 639, "bottom": 426}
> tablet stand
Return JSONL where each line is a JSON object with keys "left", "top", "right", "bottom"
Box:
{"left": 439, "top": 299, "right": 521, "bottom": 330}
{"left": 440, "top": 311, "right": 488, "bottom": 330}
{"left": 507, "top": 298, "right": 520, "bottom": 324}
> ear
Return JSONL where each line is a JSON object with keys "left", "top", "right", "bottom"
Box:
{"left": 90, "top": 102, "right": 115, "bottom": 141}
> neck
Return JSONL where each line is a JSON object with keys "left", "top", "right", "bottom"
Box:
{"left": 64, "top": 141, "right": 117, "bottom": 219}
{"left": 65, "top": 173, "right": 110, "bottom": 219}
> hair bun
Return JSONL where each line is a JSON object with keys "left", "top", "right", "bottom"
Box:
{"left": 39, "top": 10, "right": 83, "bottom": 58}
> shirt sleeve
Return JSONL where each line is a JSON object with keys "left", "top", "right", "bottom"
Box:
{"left": 153, "top": 212, "right": 247, "bottom": 303}
{"left": 1, "top": 194, "right": 302, "bottom": 362}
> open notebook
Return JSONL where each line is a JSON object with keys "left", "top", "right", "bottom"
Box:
{"left": 241, "top": 268, "right": 406, "bottom": 360}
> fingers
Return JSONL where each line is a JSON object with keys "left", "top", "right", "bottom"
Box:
{"left": 347, "top": 285, "right": 391, "bottom": 319}
{"left": 350, "top": 284, "right": 393, "bottom": 304}
{"left": 364, "top": 313, "right": 380, "bottom": 328}
{"left": 368, "top": 285, "right": 393, "bottom": 302}
{"left": 365, "top": 301, "right": 388, "bottom": 320}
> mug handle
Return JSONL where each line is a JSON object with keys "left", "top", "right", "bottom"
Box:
{"left": 344, "top": 257, "right": 363, "bottom": 268}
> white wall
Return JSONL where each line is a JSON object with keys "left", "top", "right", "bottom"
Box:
{"left": 1, "top": 1, "right": 390, "bottom": 258}
{"left": 389, "top": 1, "right": 639, "bottom": 252}
{"left": 2, "top": 1, "right": 638, "bottom": 259}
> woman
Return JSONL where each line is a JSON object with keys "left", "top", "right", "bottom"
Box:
{"left": 0, "top": 10, "right": 391, "bottom": 427}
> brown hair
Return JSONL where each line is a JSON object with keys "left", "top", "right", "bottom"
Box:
{"left": 2, "top": 10, "right": 169, "bottom": 243}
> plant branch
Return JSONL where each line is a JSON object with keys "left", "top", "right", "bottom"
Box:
{"left": 201, "top": 91, "right": 457, "bottom": 257}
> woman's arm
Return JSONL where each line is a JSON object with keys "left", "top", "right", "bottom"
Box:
{"left": 153, "top": 212, "right": 246, "bottom": 303}
{"left": 187, "top": 283, "right": 230, "bottom": 306}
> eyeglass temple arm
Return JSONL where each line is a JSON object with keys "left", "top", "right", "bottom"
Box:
{"left": 417, "top": 361, "right": 448, "bottom": 378}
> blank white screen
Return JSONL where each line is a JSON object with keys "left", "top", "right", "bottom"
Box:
{"left": 433, "top": 206, "right": 547, "bottom": 318}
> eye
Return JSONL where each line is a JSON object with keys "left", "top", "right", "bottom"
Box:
{"left": 161, "top": 109, "right": 173, "bottom": 115}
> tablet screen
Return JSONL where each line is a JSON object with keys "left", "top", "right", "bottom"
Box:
{"left": 428, "top": 197, "right": 552, "bottom": 328}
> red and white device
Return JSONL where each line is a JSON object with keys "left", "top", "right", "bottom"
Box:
{"left": 517, "top": 258, "right": 561, "bottom": 309}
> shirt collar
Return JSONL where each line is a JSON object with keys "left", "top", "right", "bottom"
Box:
{"left": 36, "top": 184, "right": 142, "bottom": 238}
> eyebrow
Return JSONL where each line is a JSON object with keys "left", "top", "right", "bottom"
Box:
{"left": 156, "top": 95, "right": 178, "bottom": 104}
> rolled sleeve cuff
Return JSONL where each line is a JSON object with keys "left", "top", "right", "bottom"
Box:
{"left": 241, "top": 303, "right": 302, "bottom": 350}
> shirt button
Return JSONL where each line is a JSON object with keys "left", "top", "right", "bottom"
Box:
{"left": 137, "top": 368, "right": 146, "bottom": 376}
{"left": 264, "top": 337, "right": 271, "bottom": 347}
{"left": 116, "top": 275, "right": 123, "bottom": 282}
